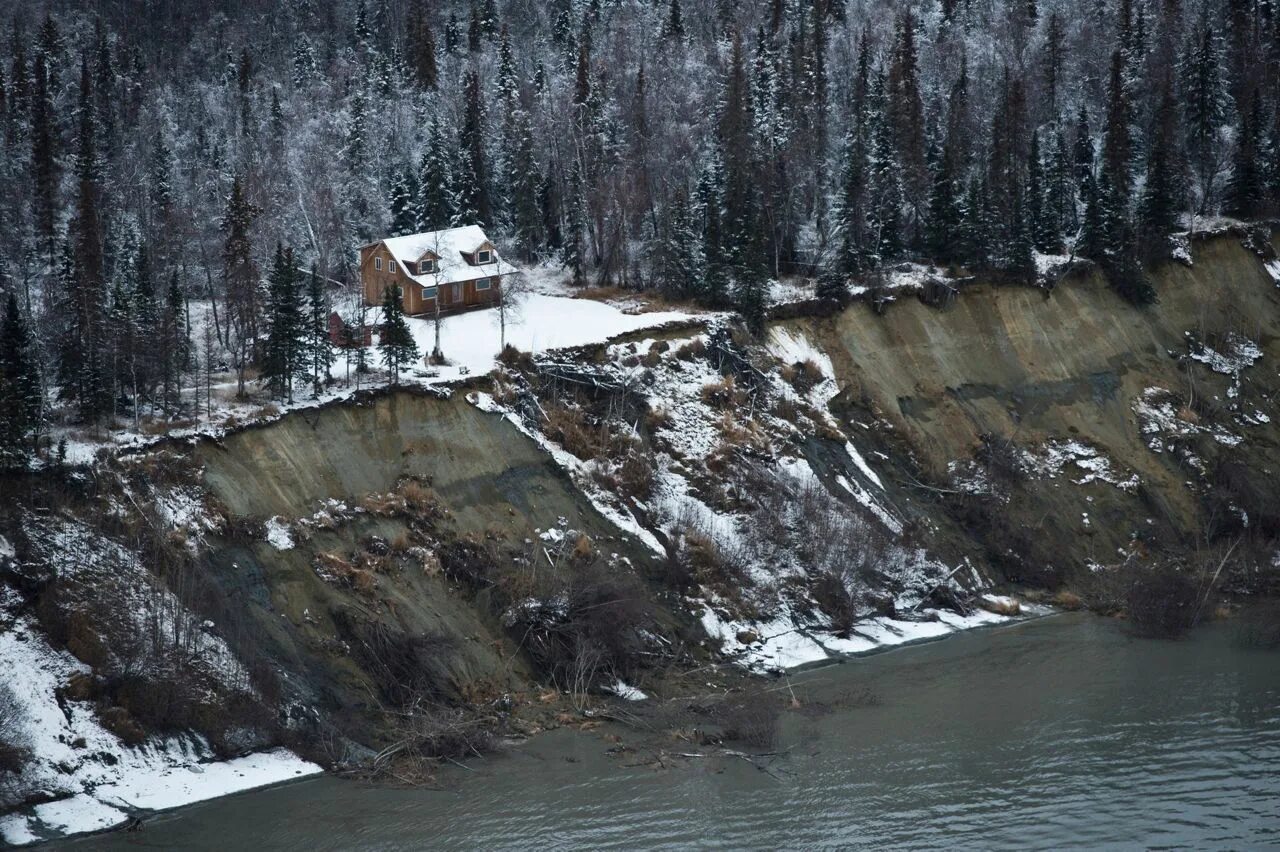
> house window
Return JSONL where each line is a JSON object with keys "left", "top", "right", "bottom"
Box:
{"left": 476, "top": 249, "right": 492, "bottom": 264}
{"left": 419, "top": 259, "right": 436, "bottom": 274}
{"left": 475, "top": 277, "right": 491, "bottom": 291}
{"left": 374, "top": 257, "right": 382, "bottom": 270}
{"left": 388, "top": 260, "right": 397, "bottom": 274}
{"left": 422, "top": 286, "right": 437, "bottom": 300}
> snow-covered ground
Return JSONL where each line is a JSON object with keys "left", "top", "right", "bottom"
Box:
{"left": 699, "top": 602, "right": 1044, "bottom": 672}
{"left": 404, "top": 293, "right": 694, "bottom": 383}
{"left": 0, "top": 616, "right": 320, "bottom": 846}
{"left": 42, "top": 292, "right": 703, "bottom": 466}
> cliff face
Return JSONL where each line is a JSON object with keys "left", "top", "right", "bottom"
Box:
{"left": 789, "top": 231, "right": 1280, "bottom": 586}
{"left": 3, "top": 230, "right": 1278, "bottom": 842}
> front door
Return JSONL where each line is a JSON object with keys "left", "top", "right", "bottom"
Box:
{"left": 451, "top": 283, "right": 462, "bottom": 303}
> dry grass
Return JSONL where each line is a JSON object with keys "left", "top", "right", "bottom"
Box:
{"left": 700, "top": 375, "right": 747, "bottom": 409}
{"left": 780, "top": 358, "right": 824, "bottom": 394}
{"left": 645, "top": 406, "right": 673, "bottom": 431}
{"left": 675, "top": 338, "right": 706, "bottom": 361}
{"left": 544, "top": 405, "right": 609, "bottom": 460}
{"left": 1052, "top": 589, "right": 1084, "bottom": 610}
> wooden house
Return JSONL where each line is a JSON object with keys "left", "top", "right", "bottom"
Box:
{"left": 357, "top": 225, "right": 516, "bottom": 316}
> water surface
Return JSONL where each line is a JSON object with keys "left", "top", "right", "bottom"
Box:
{"left": 70, "top": 613, "right": 1280, "bottom": 850}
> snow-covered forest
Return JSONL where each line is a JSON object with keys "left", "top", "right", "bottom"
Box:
{"left": 0, "top": 0, "right": 1277, "bottom": 461}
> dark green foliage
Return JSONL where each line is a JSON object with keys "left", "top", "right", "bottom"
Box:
{"left": 305, "top": 267, "right": 334, "bottom": 397}
{"left": 1223, "top": 88, "right": 1265, "bottom": 219}
{"left": 1137, "top": 84, "right": 1185, "bottom": 260}
{"left": 389, "top": 165, "right": 421, "bottom": 236}
{"left": 0, "top": 293, "right": 42, "bottom": 463}
{"left": 261, "top": 243, "right": 306, "bottom": 402}
{"left": 378, "top": 285, "right": 419, "bottom": 383}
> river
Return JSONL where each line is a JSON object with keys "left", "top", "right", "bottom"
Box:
{"left": 65, "top": 612, "right": 1280, "bottom": 850}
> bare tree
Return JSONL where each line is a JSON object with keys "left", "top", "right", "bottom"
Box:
{"left": 496, "top": 271, "right": 530, "bottom": 353}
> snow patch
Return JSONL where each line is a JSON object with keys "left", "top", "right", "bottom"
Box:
{"left": 606, "top": 680, "right": 649, "bottom": 701}
{"left": 0, "top": 620, "right": 320, "bottom": 846}
{"left": 264, "top": 516, "right": 295, "bottom": 550}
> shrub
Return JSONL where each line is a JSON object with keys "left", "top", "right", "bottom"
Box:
{"left": 700, "top": 375, "right": 745, "bottom": 409}
{"left": 1233, "top": 602, "right": 1280, "bottom": 650}
{"left": 714, "top": 688, "right": 781, "bottom": 749}
{"left": 976, "top": 433, "right": 1025, "bottom": 483}
{"left": 544, "top": 405, "right": 608, "bottom": 460}
{"left": 1125, "top": 562, "right": 1202, "bottom": 638}
{"left": 675, "top": 338, "right": 706, "bottom": 361}
{"left": 784, "top": 359, "right": 825, "bottom": 395}
{"left": 675, "top": 530, "right": 751, "bottom": 600}
{"left": 0, "top": 682, "right": 29, "bottom": 776}
{"left": 1052, "top": 590, "right": 1084, "bottom": 610}
{"left": 497, "top": 344, "right": 535, "bottom": 371}
{"left": 617, "top": 450, "right": 655, "bottom": 502}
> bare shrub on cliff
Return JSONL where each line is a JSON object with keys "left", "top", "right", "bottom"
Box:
{"left": 1124, "top": 560, "right": 1205, "bottom": 638}
{"left": 0, "top": 682, "right": 30, "bottom": 779}
{"left": 713, "top": 687, "right": 782, "bottom": 750}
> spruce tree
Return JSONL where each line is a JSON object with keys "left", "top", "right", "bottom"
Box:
{"left": 158, "top": 272, "right": 187, "bottom": 413}
{"left": 419, "top": 116, "right": 457, "bottom": 229}
{"left": 886, "top": 13, "right": 928, "bottom": 218}
{"left": 661, "top": 0, "right": 686, "bottom": 41}
{"left": 378, "top": 285, "right": 418, "bottom": 383}
{"left": 1137, "top": 83, "right": 1185, "bottom": 259}
{"left": 456, "top": 69, "right": 492, "bottom": 226}
{"left": 389, "top": 166, "right": 421, "bottom": 235}
{"left": 408, "top": 0, "right": 439, "bottom": 90}
{"left": 1100, "top": 49, "right": 1132, "bottom": 206}
{"left": 262, "top": 244, "right": 305, "bottom": 402}
{"left": 1181, "top": 22, "right": 1230, "bottom": 213}
{"left": 444, "top": 13, "right": 461, "bottom": 54}
{"left": 507, "top": 109, "right": 542, "bottom": 260}
{"left": 0, "top": 293, "right": 41, "bottom": 463}
{"left": 1047, "top": 126, "right": 1076, "bottom": 237}
{"left": 1077, "top": 171, "right": 1108, "bottom": 260}
{"left": 836, "top": 34, "right": 874, "bottom": 274}
{"left": 221, "top": 174, "right": 259, "bottom": 396}
{"left": 1223, "top": 88, "right": 1264, "bottom": 219}
{"left": 30, "top": 53, "right": 57, "bottom": 261}
{"left": 718, "top": 33, "right": 764, "bottom": 279}
{"left": 1007, "top": 192, "right": 1037, "bottom": 283}
{"left": 69, "top": 55, "right": 111, "bottom": 423}
{"left": 1073, "top": 106, "right": 1094, "bottom": 188}
{"left": 306, "top": 266, "right": 334, "bottom": 396}
{"left": 1028, "top": 131, "right": 1056, "bottom": 252}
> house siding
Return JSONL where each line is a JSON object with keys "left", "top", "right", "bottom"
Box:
{"left": 360, "top": 241, "right": 502, "bottom": 316}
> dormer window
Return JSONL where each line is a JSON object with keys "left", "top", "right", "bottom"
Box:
{"left": 476, "top": 249, "right": 493, "bottom": 265}
{"left": 419, "top": 259, "right": 436, "bottom": 274}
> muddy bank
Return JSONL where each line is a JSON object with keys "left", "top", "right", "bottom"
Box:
{"left": 783, "top": 232, "right": 1280, "bottom": 587}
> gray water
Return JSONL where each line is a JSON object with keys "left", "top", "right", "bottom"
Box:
{"left": 70, "top": 613, "right": 1280, "bottom": 850}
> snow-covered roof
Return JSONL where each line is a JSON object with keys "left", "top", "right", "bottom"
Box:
{"left": 367, "top": 225, "right": 518, "bottom": 287}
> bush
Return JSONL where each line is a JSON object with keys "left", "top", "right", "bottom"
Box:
{"left": 617, "top": 450, "right": 655, "bottom": 502}
{"left": 497, "top": 344, "right": 535, "bottom": 371}
{"left": 714, "top": 688, "right": 781, "bottom": 749}
{"left": 1233, "top": 602, "right": 1280, "bottom": 650}
{"left": 544, "top": 405, "right": 609, "bottom": 460}
{"left": 1125, "top": 562, "right": 1202, "bottom": 638}
{"left": 0, "top": 682, "right": 29, "bottom": 776}
{"left": 700, "top": 375, "right": 746, "bottom": 409}
{"left": 781, "top": 359, "right": 824, "bottom": 395}
{"left": 675, "top": 338, "right": 706, "bottom": 361}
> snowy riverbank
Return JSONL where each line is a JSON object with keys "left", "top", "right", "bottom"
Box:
{"left": 0, "top": 615, "right": 320, "bottom": 847}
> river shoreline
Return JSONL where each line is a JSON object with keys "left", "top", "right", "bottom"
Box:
{"left": 64, "top": 609, "right": 1280, "bottom": 850}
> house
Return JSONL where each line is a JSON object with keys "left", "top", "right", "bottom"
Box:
{"left": 327, "top": 311, "right": 371, "bottom": 348}
{"left": 357, "top": 225, "right": 517, "bottom": 316}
